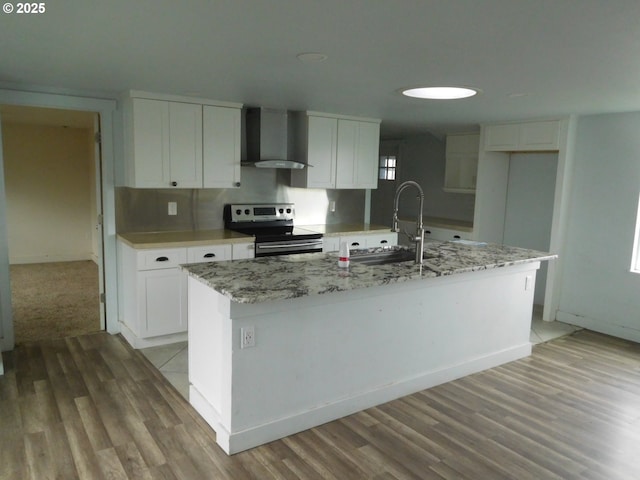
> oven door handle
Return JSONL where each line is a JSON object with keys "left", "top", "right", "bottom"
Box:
{"left": 258, "top": 241, "right": 323, "bottom": 249}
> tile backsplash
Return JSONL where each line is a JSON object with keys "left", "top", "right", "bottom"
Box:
{"left": 116, "top": 168, "right": 365, "bottom": 233}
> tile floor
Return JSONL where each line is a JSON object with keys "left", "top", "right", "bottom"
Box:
{"left": 140, "top": 311, "right": 582, "bottom": 401}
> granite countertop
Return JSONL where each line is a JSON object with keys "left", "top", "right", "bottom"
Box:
{"left": 182, "top": 241, "right": 557, "bottom": 304}
{"left": 300, "top": 223, "right": 392, "bottom": 237}
{"left": 117, "top": 229, "right": 253, "bottom": 249}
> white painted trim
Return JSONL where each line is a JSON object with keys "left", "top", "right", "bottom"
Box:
{"left": 0, "top": 87, "right": 119, "bottom": 350}
{"left": 556, "top": 311, "right": 640, "bottom": 344}
{"left": 10, "top": 254, "right": 95, "bottom": 264}
{"left": 126, "top": 90, "right": 242, "bottom": 109}
{"left": 118, "top": 321, "right": 187, "bottom": 349}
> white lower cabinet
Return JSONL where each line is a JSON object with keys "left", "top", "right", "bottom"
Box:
{"left": 231, "top": 242, "right": 255, "bottom": 259}
{"left": 118, "top": 240, "right": 247, "bottom": 348}
{"left": 323, "top": 231, "right": 398, "bottom": 252}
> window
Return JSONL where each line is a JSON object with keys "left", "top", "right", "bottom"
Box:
{"left": 379, "top": 155, "right": 396, "bottom": 180}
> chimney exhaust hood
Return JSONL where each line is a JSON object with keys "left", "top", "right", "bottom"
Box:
{"left": 244, "top": 107, "right": 309, "bottom": 169}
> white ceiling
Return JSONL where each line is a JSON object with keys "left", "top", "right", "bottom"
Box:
{"left": 2, "top": 0, "right": 640, "bottom": 138}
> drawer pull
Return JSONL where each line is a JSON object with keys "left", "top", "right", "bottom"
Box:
{"left": 380, "top": 240, "right": 388, "bottom": 244}
{"left": 155, "top": 256, "right": 169, "bottom": 262}
{"left": 453, "top": 235, "right": 461, "bottom": 239}
{"left": 203, "top": 253, "right": 216, "bottom": 258}
{"left": 351, "top": 242, "right": 360, "bottom": 247}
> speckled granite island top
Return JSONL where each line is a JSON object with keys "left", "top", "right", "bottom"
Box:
{"left": 181, "top": 241, "right": 556, "bottom": 304}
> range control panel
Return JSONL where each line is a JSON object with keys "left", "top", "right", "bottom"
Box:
{"left": 225, "top": 203, "right": 295, "bottom": 223}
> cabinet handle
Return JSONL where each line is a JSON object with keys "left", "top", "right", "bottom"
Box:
{"left": 155, "top": 256, "right": 169, "bottom": 262}
{"left": 203, "top": 253, "right": 216, "bottom": 258}
{"left": 453, "top": 235, "right": 461, "bottom": 239}
{"left": 234, "top": 182, "right": 241, "bottom": 187}
{"left": 425, "top": 230, "right": 431, "bottom": 234}
{"left": 170, "top": 181, "right": 178, "bottom": 187}
{"left": 351, "top": 242, "right": 360, "bottom": 247}
{"left": 380, "top": 240, "right": 388, "bottom": 244}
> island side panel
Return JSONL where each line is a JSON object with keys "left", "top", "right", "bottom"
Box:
{"left": 223, "top": 262, "right": 538, "bottom": 453}
{"left": 188, "top": 275, "right": 234, "bottom": 450}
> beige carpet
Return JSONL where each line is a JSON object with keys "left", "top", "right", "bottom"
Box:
{"left": 10, "top": 260, "right": 101, "bottom": 344}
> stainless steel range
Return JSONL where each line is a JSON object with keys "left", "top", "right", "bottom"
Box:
{"left": 224, "top": 203, "right": 323, "bottom": 257}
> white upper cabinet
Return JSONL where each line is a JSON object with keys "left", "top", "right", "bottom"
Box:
{"left": 168, "top": 101, "right": 203, "bottom": 188}
{"left": 203, "top": 105, "right": 241, "bottom": 188}
{"left": 291, "top": 112, "right": 381, "bottom": 189}
{"left": 123, "top": 91, "right": 242, "bottom": 189}
{"left": 444, "top": 133, "right": 479, "bottom": 194}
{"left": 484, "top": 120, "right": 560, "bottom": 152}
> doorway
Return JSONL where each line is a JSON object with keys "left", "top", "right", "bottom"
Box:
{"left": 502, "top": 152, "right": 558, "bottom": 306}
{"left": 0, "top": 105, "right": 105, "bottom": 344}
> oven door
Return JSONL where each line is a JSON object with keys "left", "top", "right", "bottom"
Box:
{"left": 255, "top": 238, "right": 324, "bottom": 257}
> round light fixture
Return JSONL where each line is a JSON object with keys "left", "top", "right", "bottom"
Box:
{"left": 401, "top": 86, "right": 479, "bottom": 100}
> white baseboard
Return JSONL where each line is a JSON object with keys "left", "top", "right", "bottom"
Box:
{"left": 557, "top": 311, "right": 640, "bottom": 343}
{"left": 119, "top": 321, "right": 187, "bottom": 349}
{"left": 192, "top": 343, "right": 531, "bottom": 455}
{"left": 10, "top": 253, "right": 93, "bottom": 264}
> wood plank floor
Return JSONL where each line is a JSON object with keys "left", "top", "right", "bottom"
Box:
{"left": 2, "top": 330, "right": 640, "bottom": 479}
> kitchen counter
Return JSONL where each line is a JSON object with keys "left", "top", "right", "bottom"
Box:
{"left": 117, "top": 229, "right": 253, "bottom": 249}
{"left": 299, "top": 223, "right": 391, "bottom": 237}
{"left": 185, "top": 240, "right": 556, "bottom": 454}
{"left": 182, "top": 241, "right": 555, "bottom": 304}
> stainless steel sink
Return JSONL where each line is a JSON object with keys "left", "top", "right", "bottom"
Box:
{"left": 350, "top": 249, "right": 419, "bottom": 266}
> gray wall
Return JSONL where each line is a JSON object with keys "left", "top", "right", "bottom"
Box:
{"left": 557, "top": 111, "right": 640, "bottom": 341}
{"left": 371, "top": 134, "right": 476, "bottom": 226}
{"left": 116, "top": 168, "right": 365, "bottom": 232}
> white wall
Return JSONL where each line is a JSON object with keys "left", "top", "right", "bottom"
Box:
{"left": 2, "top": 123, "right": 95, "bottom": 264}
{"left": 556, "top": 112, "right": 640, "bottom": 341}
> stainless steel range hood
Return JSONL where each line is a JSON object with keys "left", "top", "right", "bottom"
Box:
{"left": 244, "top": 107, "right": 309, "bottom": 169}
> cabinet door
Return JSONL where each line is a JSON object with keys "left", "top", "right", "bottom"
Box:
{"left": 484, "top": 124, "right": 519, "bottom": 151}
{"left": 131, "top": 98, "right": 170, "bottom": 187}
{"left": 336, "top": 119, "right": 358, "bottom": 188}
{"left": 203, "top": 106, "right": 241, "bottom": 188}
{"left": 139, "top": 268, "right": 186, "bottom": 337}
{"left": 365, "top": 232, "right": 398, "bottom": 248}
{"left": 519, "top": 120, "right": 560, "bottom": 150}
{"left": 187, "top": 244, "right": 232, "bottom": 263}
{"left": 168, "top": 102, "right": 203, "bottom": 188}
{"left": 354, "top": 121, "right": 380, "bottom": 189}
{"left": 306, "top": 116, "right": 337, "bottom": 188}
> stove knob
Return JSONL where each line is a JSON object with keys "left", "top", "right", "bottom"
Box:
{"left": 244, "top": 209, "right": 250, "bottom": 215}
{"left": 235, "top": 209, "right": 242, "bottom": 215}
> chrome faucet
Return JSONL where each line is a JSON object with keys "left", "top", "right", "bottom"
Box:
{"left": 392, "top": 180, "right": 425, "bottom": 264}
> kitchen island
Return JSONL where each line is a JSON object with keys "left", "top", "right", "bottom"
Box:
{"left": 182, "top": 241, "right": 556, "bottom": 454}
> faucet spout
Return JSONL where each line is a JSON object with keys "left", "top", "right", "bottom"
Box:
{"left": 392, "top": 180, "right": 425, "bottom": 264}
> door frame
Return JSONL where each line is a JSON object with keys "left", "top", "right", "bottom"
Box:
{"left": 0, "top": 88, "right": 118, "bottom": 351}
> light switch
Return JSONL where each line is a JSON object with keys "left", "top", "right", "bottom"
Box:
{"left": 168, "top": 202, "right": 177, "bottom": 215}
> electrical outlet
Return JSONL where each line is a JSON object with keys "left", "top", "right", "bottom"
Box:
{"left": 168, "top": 202, "right": 177, "bottom": 215}
{"left": 241, "top": 326, "right": 255, "bottom": 349}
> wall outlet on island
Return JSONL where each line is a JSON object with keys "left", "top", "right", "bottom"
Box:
{"left": 241, "top": 326, "right": 255, "bottom": 349}
{"left": 168, "top": 202, "right": 177, "bottom": 216}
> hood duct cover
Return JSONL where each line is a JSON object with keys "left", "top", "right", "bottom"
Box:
{"left": 244, "top": 107, "right": 308, "bottom": 169}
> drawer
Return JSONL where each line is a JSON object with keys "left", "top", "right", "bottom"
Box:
{"left": 137, "top": 248, "right": 187, "bottom": 271}
{"left": 365, "top": 232, "right": 398, "bottom": 248}
{"left": 187, "top": 244, "right": 232, "bottom": 263}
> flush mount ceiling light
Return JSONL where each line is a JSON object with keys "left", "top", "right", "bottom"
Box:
{"left": 296, "top": 52, "right": 328, "bottom": 63}
{"left": 401, "top": 86, "right": 479, "bottom": 100}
